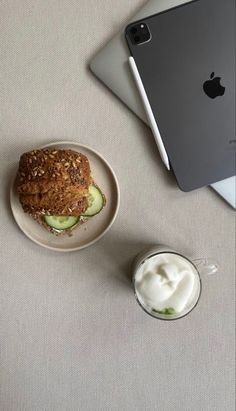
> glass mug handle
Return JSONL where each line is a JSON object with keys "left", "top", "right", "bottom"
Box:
{"left": 192, "top": 258, "right": 219, "bottom": 276}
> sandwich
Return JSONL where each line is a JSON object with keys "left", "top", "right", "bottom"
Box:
{"left": 16, "top": 148, "right": 105, "bottom": 235}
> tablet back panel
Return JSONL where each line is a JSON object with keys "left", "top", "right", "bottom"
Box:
{"left": 125, "top": 0, "right": 235, "bottom": 191}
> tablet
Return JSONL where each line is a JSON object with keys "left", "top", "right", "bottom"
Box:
{"left": 125, "top": 0, "right": 235, "bottom": 191}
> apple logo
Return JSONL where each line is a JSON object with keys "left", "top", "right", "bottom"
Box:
{"left": 203, "top": 72, "right": 225, "bottom": 99}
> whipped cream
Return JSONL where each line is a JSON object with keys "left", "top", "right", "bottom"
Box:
{"left": 135, "top": 253, "right": 200, "bottom": 314}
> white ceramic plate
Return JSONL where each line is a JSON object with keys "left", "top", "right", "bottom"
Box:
{"left": 10, "top": 141, "right": 120, "bottom": 252}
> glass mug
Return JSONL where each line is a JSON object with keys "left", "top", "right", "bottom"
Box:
{"left": 132, "top": 245, "right": 218, "bottom": 320}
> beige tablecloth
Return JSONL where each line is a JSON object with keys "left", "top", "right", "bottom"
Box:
{"left": 0, "top": 1, "right": 235, "bottom": 410}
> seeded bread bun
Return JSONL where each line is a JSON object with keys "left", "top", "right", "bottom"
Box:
{"left": 16, "top": 149, "right": 91, "bottom": 216}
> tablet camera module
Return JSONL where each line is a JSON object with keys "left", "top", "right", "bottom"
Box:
{"left": 128, "top": 23, "right": 151, "bottom": 45}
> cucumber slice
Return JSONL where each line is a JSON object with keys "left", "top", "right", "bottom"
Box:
{"left": 44, "top": 215, "right": 79, "bottom": 230}
{"left": 153, "top": 307, "right": 176, "bottom": 315}
{"left": 82, "top": 185, "right": 105, "bottom": 217}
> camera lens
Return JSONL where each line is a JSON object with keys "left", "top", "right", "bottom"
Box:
{"left": 128, "top": 23, "right": 151, "bottom": 45}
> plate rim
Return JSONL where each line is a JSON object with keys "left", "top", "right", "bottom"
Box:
{"left": 10, "top": 141, "right": 120, "bottom": 252}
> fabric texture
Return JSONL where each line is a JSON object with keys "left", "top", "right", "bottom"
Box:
{"left": 0, "top": 1, "right": 235, "bottom": 410}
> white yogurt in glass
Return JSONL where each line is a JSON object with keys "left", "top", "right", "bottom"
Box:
{"left": 134, "top": 252, "right": 201, "bottom": 318}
